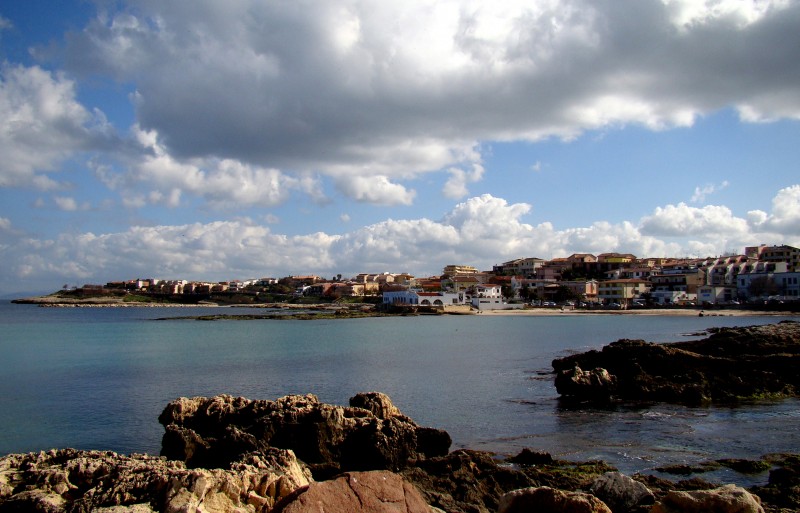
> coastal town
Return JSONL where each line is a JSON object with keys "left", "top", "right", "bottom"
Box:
{"left": 46, "top": 243, "right": 800, "bottom": 311}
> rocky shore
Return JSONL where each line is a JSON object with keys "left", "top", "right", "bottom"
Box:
{"left": 2, "top": 390, "right": 799, "bottom": 512}
{"left": 553, "top": 320, "right": 800, "bottom": 405}
{"left": 4, "top": 323, "right": 800, "bottom": 512}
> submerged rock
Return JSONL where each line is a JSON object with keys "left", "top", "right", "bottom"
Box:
{"left": 552, "top": 321, "right": 800, "bottom": 405}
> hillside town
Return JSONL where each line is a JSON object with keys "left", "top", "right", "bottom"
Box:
{"left": 75, "top": 243, "right": 800, "bottom": 311}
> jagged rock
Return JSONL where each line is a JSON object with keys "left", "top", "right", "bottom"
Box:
{"left": 349, "top": 392, "right": 402, "bottom": 419}
{"left": 498, "top": 486, "right": 612, "bottom": 513}
{"left": 554, "top": 365, "right": 617, "bottom": 401}
{"left": 650, "top": 484, "right": 764, "bottom": 513}
{"left": 272, "top": 471, "right": 430, "bottom": 513}
{"left": 401, "top": 450, "right": 535, "bottom": 513}
{"left": 159, "top": 393, "right": 451, "bottom": 478}
{"left": 0, "top": 448, "right": 310, "bottom": 512}
{"left": 552, "top": 321, "right": 800, "bottom": 405}
{"left": 589, "top": 472, "right": 654, "bottom": 513}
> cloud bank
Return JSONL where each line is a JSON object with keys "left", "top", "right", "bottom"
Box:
{"left": 2, "top": 0, "right": 797, "bottom": 206}
{"left": 2, "top": 186, "right": 798, "bottom": 293}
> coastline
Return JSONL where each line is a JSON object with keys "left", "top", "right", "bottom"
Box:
{"left": 10, "top": 295, "right": 799, "bottom": 318}
{"left": 474, "top": 307, "right": 800, "bottom": 317}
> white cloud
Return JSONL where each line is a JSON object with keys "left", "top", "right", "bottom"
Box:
{"left": 96, "top": 126, "right": 300, "bottom": 209}
{"left": 0, "top": 64, "right": 113, "bottom": 189}
{"left": 334, "top": 175, "right": 416, "bottom": 206}
{"left": 3, "top": 186, "right": 800, "bottom": 293}
{"left": 443, "top": 163, "right": 485, "bottom": 199}
{"left": 662, "top": 0, "right": 791, "bottom": 28}
{"left": 691, "top": 180, "right": 729, "bottom": 203}
{"left": 640, "top": 202, "right": 750, "bottom": 237}
{"left": 51, "top": 0, "right": 800, "bottom": 206}
{"left": 54, "top": 196, "right": 90, "bottom": 212}
{"left": 747, "top": 184, "right": 800, "bottom": 235}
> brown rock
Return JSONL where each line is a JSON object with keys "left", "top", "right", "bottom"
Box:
{"left": 273, "top": 471, "right": 431, "bottom": 513}
{"left": 552, "top": 321, "right": 800, "bottom": 405}
{"left": 498, "top": 486, "right": 612, "bottom": 513}
{"left": 651, "top": 484, "right": 764, "bottom": 513}
{"left": 350, "top": 392, "right": 403, "bottom": 419}
{"left": 159, "top": 393, "right": 451, "bottom": 477}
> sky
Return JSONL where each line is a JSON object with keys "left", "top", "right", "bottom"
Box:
{"left": 1, "top": 0, "right": 799, "bottom": 295}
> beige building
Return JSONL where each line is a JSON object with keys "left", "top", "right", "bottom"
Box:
{"left": 598, "top": 279, "right": 650, "bottom": 306}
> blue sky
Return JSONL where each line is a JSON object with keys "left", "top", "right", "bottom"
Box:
{"left": 1, "top": 0, "right": 799, "bottom": 295}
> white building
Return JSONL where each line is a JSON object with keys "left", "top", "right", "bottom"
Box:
{"left": 470, "top": 284, "right": 522, "bottom": 310}
{"left": 382, "top": 290, "right": 465, "bottom": 307}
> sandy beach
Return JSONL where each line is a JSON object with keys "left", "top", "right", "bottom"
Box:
{"left": 471, "top": 307, "right": 799, "bottom": 317}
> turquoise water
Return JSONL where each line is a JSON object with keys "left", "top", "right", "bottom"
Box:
{"left": 1, "top": 301, "right": 798, "bottom": 481}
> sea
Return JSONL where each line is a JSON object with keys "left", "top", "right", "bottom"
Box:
{"left": 1, "top": 300, "right": 799, "bottom": 486}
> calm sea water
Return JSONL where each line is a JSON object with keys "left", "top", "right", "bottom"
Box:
{"left": 1, "top": 301, "right": 798, "bottom": 484}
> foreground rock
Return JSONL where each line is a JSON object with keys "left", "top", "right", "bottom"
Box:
{"left": 4, "top": 391, "right": 800, "bottom": 512}
{"left": 0, "top": 448, "right": 310, "bottom": 512}
{"left": 159, "top": 392, "right": 451, "bottom": 479}
{"left": 553, "top": 321, "right": 800, "bottom": 404}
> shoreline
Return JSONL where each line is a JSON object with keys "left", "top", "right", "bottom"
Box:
{"left": 10, "top": 296, "right": 799, "bottom": 317}
{"left": 474, "top": 307, "right": 799, "bottom": 316}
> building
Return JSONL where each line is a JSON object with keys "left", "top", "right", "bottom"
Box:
{"left": 382, "top": 290, "right": 464, "bottom": 307}
{"left": 442, "top": 265, "right": 478, "bottom": 277}
{"left": 598, "top": 279, "right": 650, "bottom": 306}
{"left": 737, "top": 262, "right": 790, "bottom": 300}
{"left": 649, "top": 267, "right": 704, "bottom": 305}
{"left": 493, "top": 257, "right": 546, "bottom": 277}
{"left": 748, "top": 245, "right": 800, "bottom": 272}
{"left": 697, "top": 285, "right": 737, "bottom": 305}
{"left": 470, "top": 284, "right": 522, "bottom": 310}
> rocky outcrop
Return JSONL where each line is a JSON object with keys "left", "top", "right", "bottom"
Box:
{"left": 4, "top": 391, "right": 800, "bottom": 513}
{"left": 0, "top": 448, "right": 310, "bottom": 512}
{"left": 159, "top": 392, "right": 451, "bottom": 479}
{"left": 552, "top": 321, "right": 800, "bottom": 404}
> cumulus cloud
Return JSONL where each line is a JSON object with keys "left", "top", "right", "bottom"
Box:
{"left": 640, "top": 203, "right": 750, "bottom": 237}
{"left": 3, "top": 186, "right": 800, "bottom": 293}
{"left": 94, "top": 126, "right": 302, "bottom": 209}
{"left": 747, "top": 185, "right": 800, "bottom": 235}
{"left": 0, "top": 64, "right": 115, "bottom": 189}
{"left": 53, "top": 0, "right": 800, "bottom": 204}
{"left": 334, "top": 175, "right": 416, "bottom": 206}
{"left": 443, "top": 164, "right": 485, "bottom": 199}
